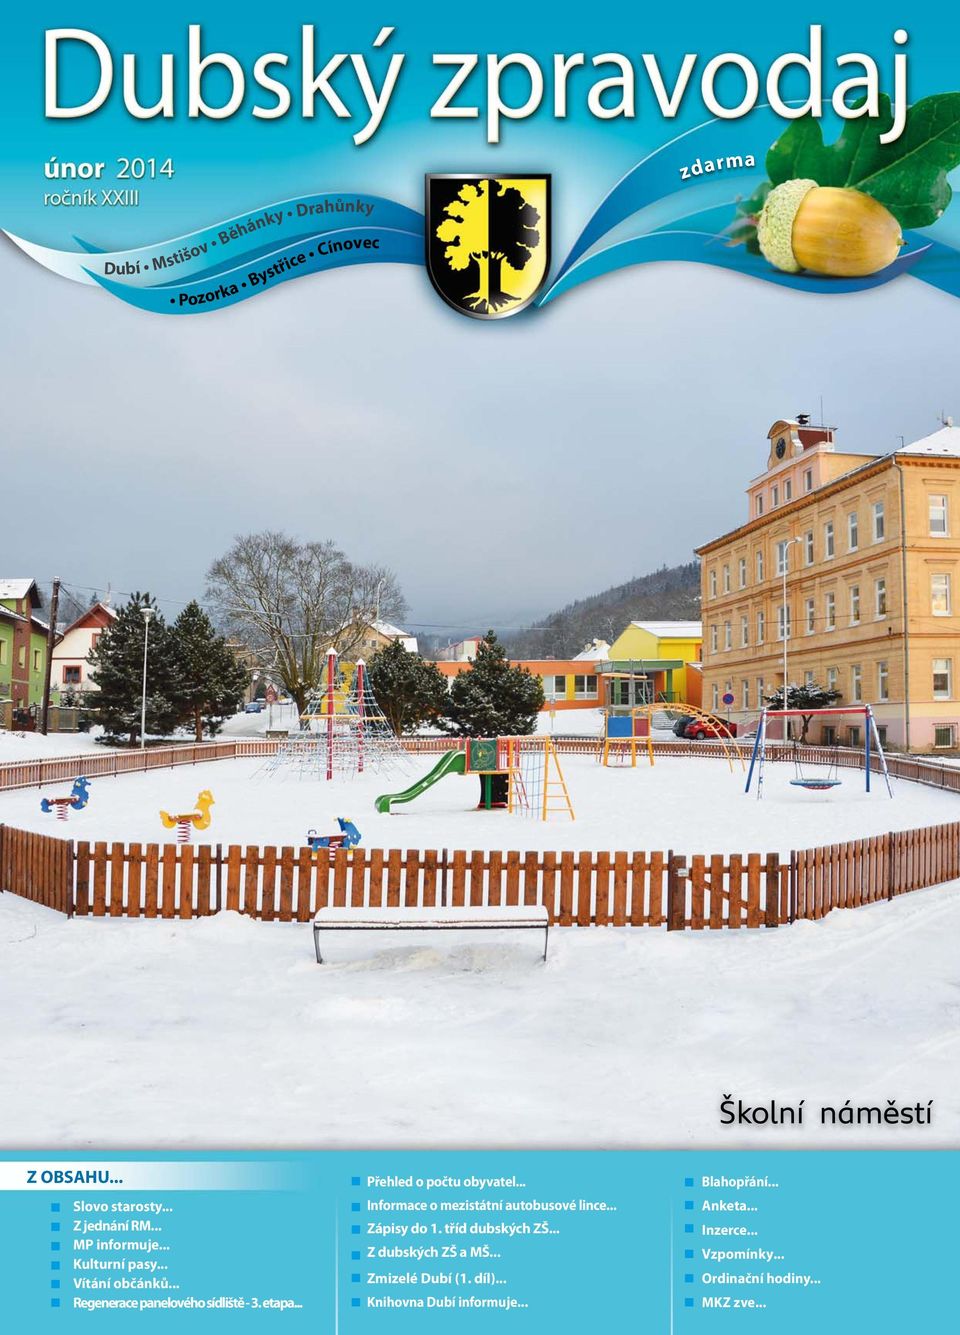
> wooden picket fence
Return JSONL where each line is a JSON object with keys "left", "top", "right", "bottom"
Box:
{"left": 2, "top": 820, "right": 958, "bottom": 930}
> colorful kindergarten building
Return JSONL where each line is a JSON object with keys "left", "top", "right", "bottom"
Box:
{"left": 0, "top": 578, "right": 48, "bottom": 721}
{"left": 697, "top": 416, "right": 960, "bottom": 751}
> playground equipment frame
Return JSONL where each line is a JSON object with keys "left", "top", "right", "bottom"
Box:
{"left": 600, "top": 703, "right": 745, "bottom": 771}
{"left": 745, "top": 705, "right": 893, "bottom": 799}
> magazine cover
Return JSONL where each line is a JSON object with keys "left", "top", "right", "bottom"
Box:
{"left": 2, "top": 2, "right": 959, "bottom": 1328}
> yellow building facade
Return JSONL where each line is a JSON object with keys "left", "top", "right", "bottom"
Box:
{"left": 604, "top": 621, "right": 703, "bottom": 707}
{"left": 696, "top": 418, "right": 960, "bottom": 751}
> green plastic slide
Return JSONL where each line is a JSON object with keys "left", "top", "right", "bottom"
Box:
{"left": 375, "top": 750, "right": 467, "bottom": 813}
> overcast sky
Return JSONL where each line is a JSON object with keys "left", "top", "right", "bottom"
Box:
{"left": 3, "top": 239, "right": 958, "bottom": 638}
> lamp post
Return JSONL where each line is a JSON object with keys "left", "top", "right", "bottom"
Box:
{"left": 780, "top": 537, "right": 802, "bottom": 730}
{"left": 140, "top": 606, "right": 155, "bottom": 750}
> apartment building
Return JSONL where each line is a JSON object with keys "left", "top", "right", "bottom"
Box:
{"left": 696, "top": 416, "right": 960, "bottom": 751}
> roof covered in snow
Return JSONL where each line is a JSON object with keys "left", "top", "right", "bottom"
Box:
{"left": 0, "top": 578, "right": 40, "bottom": 604}
{"left": 630, "top": 620, "right": 702, "bottom": 639}
{"left": 899, "top": 425, "right": 960, "bottom": 456}
{"left": 371, "top": 620, "right": 418, "bottom": 652}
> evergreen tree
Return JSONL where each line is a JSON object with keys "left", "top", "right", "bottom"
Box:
{"left": 87, "top": 594, "right": 179, "bottom": 745}
{"left": 366, "top": 641, "right": 449, "bottom": 735}
{"left": 440, "top": 631, "right": 545, "bottom": 737}
{"left": 764, "top": 681, "right": 842, "bottom": 742}
{"left": 171, "top": 601, "right": 248, "bottom": 740}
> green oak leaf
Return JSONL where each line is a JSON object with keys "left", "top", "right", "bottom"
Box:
{"left": 766, "top": 118, "right": 831, "bottom": 186}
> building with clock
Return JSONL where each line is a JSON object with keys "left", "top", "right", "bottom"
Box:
{"left": 696, "top": 415, "right": 960, "bottom": 751}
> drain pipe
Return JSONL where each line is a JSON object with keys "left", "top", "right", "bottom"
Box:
{"left": 894, "top": 458, "right": 911, "bottom": 752}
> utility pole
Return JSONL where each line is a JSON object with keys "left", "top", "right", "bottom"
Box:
{"left": 40, "top": 577, "right": 60, "bottom": 735}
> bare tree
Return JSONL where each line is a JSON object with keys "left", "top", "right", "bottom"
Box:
{"left": 206, "top": 532, "right": 406, "bottom": 713}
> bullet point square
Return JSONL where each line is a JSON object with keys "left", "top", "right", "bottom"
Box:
{"left": 351, "top": 1176, "right": 361, "bottom": 1186}
{"left": 51, "top": 1242, "right": 60, "bottom": 1252}
{"left": 685, "top": 1298, "right": 694, "bottom": 1308}
{"left": 51, "top": 1262, "right": 60, "bottom": 1272}
{"left": 50, "top": 1202, "right": 61, "bottom": 1212}
{"left": 352, "top": 1273, "right": 360, "bottom": 1283}
{"left": 684, "top": 1177, "right": 694, "bottom": 1187}
{"left": 685, "top": 1249, "right": 693, "bottom": 1258}
{"left": 51, "top": 1300, "right": 60, "bottom": 1309}
{"left": 51, "top": 1280, "right": 61, "bottom": 1290}
{"left": 351, "top": 1298, "right": 360, "bottom": 1308}
{"left": 50, "top": 1222, "right": 60, "bottom": 1232}
{"left": 684, "top": 1224, "right": 693, "bottom": 1234}
{"left": 351, "top": 1225, "right": 360, "bottom": 1235}
{"left": 351, "top": 1202, "right": 360, "bottom": 1213}
{"left": 684, "top": 1201, "right": 693, "bottom": 1210}
{"left": 685, "top": 1273, "right": 694, "bottom": 1283}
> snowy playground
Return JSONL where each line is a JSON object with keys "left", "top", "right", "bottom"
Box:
{"left": 0, "top": 750, "right": 954, "bottom": 854}
{"left": 3, "top": 719, "right": 960, "bottom": 1151}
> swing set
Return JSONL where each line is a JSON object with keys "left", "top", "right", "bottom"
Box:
{"left": 744, "top": 705, "right": 893, "bottom": 799}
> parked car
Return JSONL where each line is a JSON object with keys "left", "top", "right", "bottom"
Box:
{"left": 244, "top": 700, "right": 266, "bottom": 714}
{"left": 685, "top": 714, "right": 738, "bottom": 740}
{"left": 671, "top": 715, "right": 692, "bottom": 738}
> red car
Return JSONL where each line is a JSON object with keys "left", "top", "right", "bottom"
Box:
{"left": 684, "top": 715, "right": 738, "bottom": 740}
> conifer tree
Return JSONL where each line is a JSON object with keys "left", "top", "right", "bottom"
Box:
{"left": 366, "top": 641, "right": 449, "bottom": 735}
{"left": 440, "top": 631, "right": 545, "bottom": 737}
{"left": 171, "top": 601, "right": 248, "bottom": 740}
{"left": 87, "top": 594, "right": 179, "bottom": 745}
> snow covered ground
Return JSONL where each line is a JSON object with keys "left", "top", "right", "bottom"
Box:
{"left": 1, "top": 752, "right": 954, "bottom": 856}
{"left": 2, "top": 882, "right": 958, "bottom": 1149}
{"left": 0, "top": 726, "right": 113, "bottom": 762}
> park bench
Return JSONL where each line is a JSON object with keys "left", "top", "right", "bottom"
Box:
{"left": 312, "top": 904, "right": 550, "bottom": 964}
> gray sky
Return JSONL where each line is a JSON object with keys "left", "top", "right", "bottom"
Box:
{"left": 3, "top": 241, "right": 958, "bottom": 638}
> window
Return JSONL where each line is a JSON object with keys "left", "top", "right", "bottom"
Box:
{"left": 929, "top": 494, "right": 949, "bottom": 536}
{"left": 573, "top": 674, "right": 597, "bottom": 697}
{"left": 850, "top": 584, "right": 861, "bottom": 624}
{"left": 709, "top": 569, "right": 717, "bottom": 598}
{"left": 876, "top": 725, "right": 888, "bottom": 745}
{"left": 848, "top": 726, "right": 862, "bottom": 747}
{"left": 771, "top": 484, "right": 779, "bottom": 507}
{"left": 756, "top": 550, "right": 764, "bottom": 582}
{"left": 63, "top": 665, "right": 81, "bottom": 685}
{"left": 756, "top": 495, "right": 764, "bottom": 517}
{"left": 825, "top": 591, "right": 836, "bottom": 630}
{"left": 873, "top": 501, "right": 885, "bottom": 541}
{"left": 826, "top": 666, "right": 838, "bottom": 692}
{"left": 724, "top": 621, "right": 732, "bottom": 650}
{"left": 91, "top": 633, "right": 101, "bottom": 651}
{"left": 934, "top": 724, "right": 956, "bottom": 749}
{"left": 711, "top": 683, "right": 719, "bottom": 710}
{"left": 804, "top": 670, "right": 815, "bottom": 687}
{"left": 878, "top": 661, "right": 889, "bottom": 701}
{"left": 756, "top": 677, "right": 765, "bottom": 707}
{"left": 932, "top": 573, "right": 952, "bottom": 616}
{"left": 933, "top": 658, "right": 953, "bottom": 699}
{"left": 803, "top": 468, "right": 813, "bottom": 493}
{"left": 784, "top": 478, "right": 793, "bottom": 501}
{"left": 18, "top": 647, "right": 25, "bottom": 667}
{"left": 777, "top": 604, "right": 791, "bottom": 641}
{"left": 757, "top": 610, "right": 765, "bottom": 644}
{"left": 710, "top": 625, "right": 719, "bottom": 653}
{"left": 723, "top": 565, "right": 731, "bottom": 593}
{"left": 0, "top": 640, "right": 6, "bottom": 665}
{"left": 741, "top": 680, "right": 750, "bottom": 710}
{"left": 805, "top": 598, "right": 815, "bottom": 634}
{"left": 822, "top": 725, "right": 837, "bottom": 745}
{"left": 823, "top": 521, "right": 835, "bottom": 558}
{"left": 32, "top": 649, "right": 40, "bottom": 670}
{"left": 850, "top": 664, "right": 862, "bottom": 701}
{"left": 776, "top": 540, "right": 788, "bottom": 576}
{"left": 740, "top": 615, "right": 749, "bottom": 648}
{"left": 847, "top": 511, "right": 859, "bottom": 551}
{"left": 875, "top": 578, "right": 887, "bottom": 618}
{"left": 550, "top": 675, "right": 566, "bottom": 696}
{"left": 804, "top": 530, "right": 814, "bottom": 565}
{"left": 738, "top": 558, "right": 747, "bottom": 589}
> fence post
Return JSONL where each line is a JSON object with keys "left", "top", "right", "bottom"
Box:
{"left": 667, "top": 851, "right": 687, "bottom": 931}
{"left": 789, "top": 851, "right": 798, "bottom": 923}
{"left": 65, "top": 838, "right": 75, "bottom": 918}
{"left": 215, "top": 843, "right": 223, "bottom": 913}
{"left": 886, "top": 832, "right": 896, "bottom": 901}
{"left": 764, "top": 853, "right": 780, "bottom": 928}
{"left": 440, "top": 848, "right": 449, "bottom": 909}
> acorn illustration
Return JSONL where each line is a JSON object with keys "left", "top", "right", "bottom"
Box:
{"left": 757, "top": 179, "right": 904, "bottom": 278}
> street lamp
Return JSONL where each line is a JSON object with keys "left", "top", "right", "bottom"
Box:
{"left": 140, "top": 606, "right": 155, "bottom": 751}
{"left": 780, "top": 537, "right": 802, "bottom": 726}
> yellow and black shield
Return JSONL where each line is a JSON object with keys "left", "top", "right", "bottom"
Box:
{"left": 425, "top": 174, "right": 550, "bottom": 319}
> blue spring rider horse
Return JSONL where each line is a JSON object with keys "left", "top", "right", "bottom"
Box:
{"left": 306, "top": 818, "right": 361, "bottom": 854}
{"left": 41, "top": 776, "right": 91, "bottom": 820}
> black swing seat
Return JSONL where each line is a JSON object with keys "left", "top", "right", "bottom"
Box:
{"left": 789, "top": 778, "right": 842, "bottom": 791}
